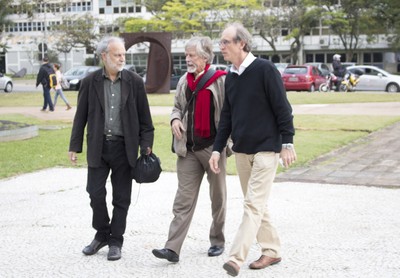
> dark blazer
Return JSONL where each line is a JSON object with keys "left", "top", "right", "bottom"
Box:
{"left": 69, "top": 68, "right": 154, "bottom": 168}
{"left": 36, "top": 63, "right": 54, "bottom": 89}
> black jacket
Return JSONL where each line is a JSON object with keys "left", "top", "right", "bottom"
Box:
{"left": 332, "top": 60, "right": 344, "bottom": 77}
{"left": 213, "top": 58, "right": 294, "bottom": 154}
{"left": 69, "top": 69, "right": 154, "bottom": 168}
{"left": 36, "top": 63, "right": 54, "bottom": 89}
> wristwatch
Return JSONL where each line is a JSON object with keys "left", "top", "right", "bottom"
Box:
{"left": 282, "top": 143, "right": 294, "bottom": 150}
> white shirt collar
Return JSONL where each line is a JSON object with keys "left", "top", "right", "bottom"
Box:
{"left": 230, "top": 52, "right": 256, "bottom": 75}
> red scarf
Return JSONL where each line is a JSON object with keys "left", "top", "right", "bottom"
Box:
{"left": 186, "top": 65, "right": 227, "bottom": 138}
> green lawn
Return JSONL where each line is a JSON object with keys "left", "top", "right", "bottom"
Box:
{"left": 1, "top": 91, "right": 400, "bottom": 179}
{"left": 2, "top": 90, "right": 400, "bottom": 107}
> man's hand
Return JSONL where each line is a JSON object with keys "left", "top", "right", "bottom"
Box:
{"left": 145, "top": 147, "right": 152, "bottom": 155}
{"left": 209, "top": 152, "right": 221, "bottom": 174}
{"left": 280, "top": 147, "right": 297, "bottom": 168}
{"left": 171, "top": 119, "right": 185, "bottom": 140}
{"left": 68, "top": 151, "right": 78, "bottom": 166}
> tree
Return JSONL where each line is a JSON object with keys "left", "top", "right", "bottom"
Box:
{"left": 280, "top": 1, "right": 320, "bottom": 64}
{"left": 124, "top": 0, "right": 259, "bottom": 39}
{"left": 312, "top": 0, "right": 380, "bottom": 62}
{"left": 0, "top": 0, "right": 12, "bottom": 51}
{"left": 371, "top": 0, "right": 400, "bottom": 51}
{"left": 143, "top": 0, "right": 170, "bottom": 15}
{"left": 251, "top": 12, "right": 283, "bottom": 61}
{"left": 124, "top": 17, "right": 164, "bottom": 33}
{"left": 52, "top": 13, "right": 100, "bottom": 65}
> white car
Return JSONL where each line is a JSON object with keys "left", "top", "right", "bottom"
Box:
{"left": 0, "top": 73, "right": 13, "bottom": 93}
{"left": 210, "top": 64, "right": 230, "bottom": 71}
{"left": 346, "top": 65, "right": 400, "bottom": 92}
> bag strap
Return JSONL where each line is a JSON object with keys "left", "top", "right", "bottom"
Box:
{"left": 181, "top": 68, "right": 216, "bottom": 116}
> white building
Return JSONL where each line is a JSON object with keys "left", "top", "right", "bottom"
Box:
{"left": 1, "top": 0, "right": 399, "bottom": 75}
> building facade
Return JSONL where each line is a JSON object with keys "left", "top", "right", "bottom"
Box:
{"left": 1, "top": 0, "right": 398, "bottom": 75}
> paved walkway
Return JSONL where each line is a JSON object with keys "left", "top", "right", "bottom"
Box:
{"left": 1, "top": 169, "right": 399, "bottom": 277}
{"left": 1, "top": 102, "right": 400, "bottom": 276}
{"left": 1, "top": 102, "right": 400, "bottom": 120}
{"left": 275, "top": 120, "right": 400, "bottom": 188}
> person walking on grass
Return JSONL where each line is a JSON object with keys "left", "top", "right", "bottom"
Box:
{"left": 36, "top": 56, "right": 54, "bottom": 112}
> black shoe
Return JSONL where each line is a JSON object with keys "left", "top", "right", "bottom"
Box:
{"left": 208, "top": 245, "right": 224, "bottom": 257}
{"left": 82, "top": 239, "right": 108, "bottom": 255}
{"left": 152, "top": 248, "right": 179, "bottom": 262}
{"left": 107, "top": 246, "right": 122, "bottom": 261}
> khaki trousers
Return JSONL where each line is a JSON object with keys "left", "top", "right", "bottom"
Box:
{"left": 165, "top": 146, "right": 227, "bottom": 255}
{"left": 229, "top": 152, "right": 281, "bottom": 266}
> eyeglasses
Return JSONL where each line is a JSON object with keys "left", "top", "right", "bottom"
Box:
{"left": 218, "top": 39, "right": 235, "bottom": 47}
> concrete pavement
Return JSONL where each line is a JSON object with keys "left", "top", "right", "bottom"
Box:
{"left": 1, "top": 102, "right": 400, "bottom": 120}
{"left": 275, "top": 120, "right": 400, "bottom": 188}
{"left": 1, "top": 168, "right": 399, "bottom": 277}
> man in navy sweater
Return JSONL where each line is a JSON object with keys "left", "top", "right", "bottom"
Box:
{"left": 209, "top": 22, "right": 297, "bottom": 277}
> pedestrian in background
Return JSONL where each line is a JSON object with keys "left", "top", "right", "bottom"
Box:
{"left": 69, "top": 36, "right": 154, "bottom": 261}
{"left": 36, "top": 56, "right": 54, "bottom": 112}
{"left": 209, "top": 22, "right": 297, "bottom": 277}
{"left": 152, "top": 36, "right": 228, "bottom": 263}
{"left": 53, "top": 63, "right": 72, "bottom": 110}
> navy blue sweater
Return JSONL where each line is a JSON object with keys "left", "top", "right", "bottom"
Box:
{"left": 213, "top": 58, "right": 294, "bottom": 154}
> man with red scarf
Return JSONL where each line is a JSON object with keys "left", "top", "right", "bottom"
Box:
{"left": 152, "top": 36, "right": 228, "bottom": 263}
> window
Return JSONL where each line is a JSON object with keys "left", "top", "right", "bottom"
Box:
{"left": 106, "top": 0, "right": 112, "bottom": 6}
{"left": 373, "top": 53, "right": 383, "bottom": 63}
{"left": 99, "top": 8, "right": 105, "bottom": 14}
{"left": 315, "top": 54, "right": 324, "bottom": 63}
{"left": 114, "top": 7, "right": 119, "bottom": 13}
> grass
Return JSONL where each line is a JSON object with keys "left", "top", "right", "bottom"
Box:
{"left": 0, "top": 91, "right": 400, "bottom": 179}
{"left": 2, "top": 90, "right": 400, "bottom": 107}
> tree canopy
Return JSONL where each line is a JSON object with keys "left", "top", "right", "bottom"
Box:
{"left": 3, "top": 0, "right": 398, "bottom": 64}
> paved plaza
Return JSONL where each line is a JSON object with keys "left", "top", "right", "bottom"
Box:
{"left": 0, "top": 168, "right": 399, "bottom": 277}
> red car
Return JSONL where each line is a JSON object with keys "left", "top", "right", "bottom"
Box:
{"left": 282, "top": 65, "right": 326, "bottom": 92}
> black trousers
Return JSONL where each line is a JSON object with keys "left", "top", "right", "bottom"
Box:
{"left": 87, "top": 139, "right": 132, "bottom": 247}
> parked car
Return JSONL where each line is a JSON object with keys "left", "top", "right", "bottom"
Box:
{"left": 0, "top": 73, "right": 13, "bottom": 93}
{"left": 124, "top": 64, "right": 137, "bottom": 72}
{"left": 274, "top": 63, "right": 290, "bottom": 75}
{"left": 341, "top": 62, "right": 356, "bottom": 69}
{"left": 346, "top": 65, "right": 400, "bottom": 92}
{"left": 63, "top": 66, "right": 101, "bottom": 90}
{"left": 170, "top": 68, "right": 184, "bottom": 90}
{"left": 281, "top": 65, "right": 326, "bottom": 92}
{"left": 210, "top": 64, "right": 230, "bottom": 71}
{"left": 305, "top": 62, "right": 331, "bottom": 76}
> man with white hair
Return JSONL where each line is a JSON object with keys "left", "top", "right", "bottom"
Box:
{"left": 152, "top": 36, "right": 228, "bottom": 263}
{"left": 69, "top": 36, "right": 154, "bottom": 261}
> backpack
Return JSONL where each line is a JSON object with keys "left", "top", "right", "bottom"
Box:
{"left": 44, "top": 65, "right": 57, "bottom": 89}
{"left": 60, "top": 76, "right": 70, "bottom": 90}
{"left": 48, "top": 73, "right": 58, "bottom": 89}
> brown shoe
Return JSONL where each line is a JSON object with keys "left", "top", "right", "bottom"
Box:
{"left": 223, "top": 260, "right": 240, "bottom": 277}
{"left": 66, "top": 105, "right": 72, "bottom": 110}
{"left": 249, "top": 255, "right": 281, "bottom": 269}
